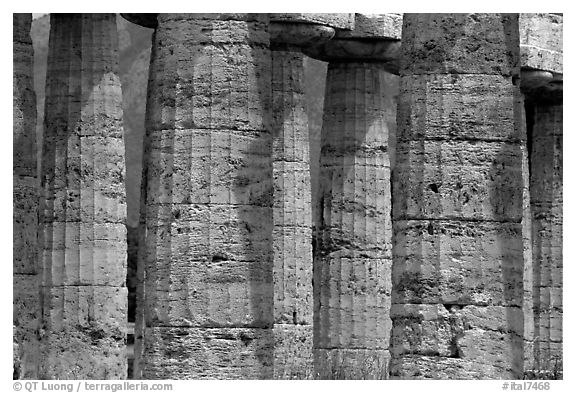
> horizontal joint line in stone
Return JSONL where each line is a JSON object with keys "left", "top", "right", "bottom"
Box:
{"left": 396, "top": 137, "right": 524, "bottom": 144}
{"left": 394, "top": 217, "right": 522, "bottom": 224}
{"left": 41, "top": 284, "right": 126, "bottom": 288}
{"left": 314, "top": 346, "right": 390, "bottom": 351}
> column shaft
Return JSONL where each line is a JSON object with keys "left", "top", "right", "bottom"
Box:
{"left": 315, "top": 62, "right": 393, "bottom": 379}
{"left": 391, "top": 14, "right": 525, "bottom": 379}
{"left": 40, "top": 14, "right": 127, "bottom": 379}
{"left": 138, "top": 14, "right": 274, "bottom": 379}
{"left": 272, "top": 47, "right": 313, "bottom": 379}
{"left": 530, "top": 99, "right": 563, "bottom": 369}
{"left": 13, "top": 13, "right": 39, "bottom": 379}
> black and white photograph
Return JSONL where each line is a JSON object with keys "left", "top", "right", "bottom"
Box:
{"left": 8, "top": 3, "right": 567, "bottom": 389}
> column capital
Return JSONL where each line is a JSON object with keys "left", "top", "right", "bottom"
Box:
{"left": 302, "top": 14, "right": 401, "bottom": 73}
{"left": 269, "top": 22, "right": 334, "bottom": 50}
{"left": 270, "top": 13, "right": 354, "bottom": 30}
{"left": 521, "top": 69, "right": 563, "bottom": 103}
{"left": 121, "top": 13, "right": 158, "bottom": 28}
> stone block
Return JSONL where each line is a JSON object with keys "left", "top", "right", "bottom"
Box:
{"left": 337, "top": 13, "right": 402, "bottom": 40}
{"left": 144, "top": 258, "right": 273, "bottom": 328}
{"left": 273, "top": 324, "right": 313, "bottom": 379}
{"left": 41, "top": 223, "right": 127, "bottom": 286}
{"left": 273, "top": 226, "right": 313, "bottom": 325}
{"left": 141, "top": 327, "right": 274, "bottom": 379}
{"left": 401, "top": 13, "right": 519, "bottom": 76}
{"left": 145, "top": 129, "right": 273, "bottom": 207}
{"left": 520, "top": 13, "right": 563, "bottom": 73}
{"left": 41, "top": 286, "right": 127, "bottom": 334}
{"left": 314, "top": 257, "right": 392, "bottom": 349}
{"left": 393, "top": 141, "right": 523, "bottom": 222}
{"left": 393, "top": 220, "right": 523, "bottom": 306}
{"left": 314, "top": 348, "right": 390, "bottom": 379}
{"left": 398, "top": 74, "right": 523, "bottom": 142}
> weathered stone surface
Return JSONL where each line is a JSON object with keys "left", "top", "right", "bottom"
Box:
{"left": 141, "top": 327, "right": 274, "bottom": 379}
{"left": 270, "top": 23, "right": 334, "bottom": 49}
{"left": 315, "top": 62, "right": 393, "bottom": 378}
{"left": 139, "top": 14, "right": 274, "bottom": 379}
{"left": 337, "top": 13, "right": 402, "bottom": 40}
{"left": 393, "top": 220, "right": 523, "bottom": 306}
{"left": 400, "top": 13, "right": 520, "bottom": 76}
{"left": 39, "top": 13, "right": 127, "bottom": 379}
{"left": 391, "top": 14, "right": 525, "bottom": 379}
{"left": 390, "top": 304, "right": 523, "bottom": 358}
{"left": 520, "top": 13, "right": 563, "bottom": 73}
{"left": 13, "top": 13, "right": 39, "bottom": 380}
{"left": 13, "top": 275, "right": 40, "bottom": 379}
{"left": 41, "top": 223, "right": 127, "bottom": 286}
{"left": 393, "top": 141, "right": 523, "bottom": 222}
{"left": 390, "top": 354, "right": 516, "bottom": 379}
{"left": 39, "top": 286, "right": 127, "bottom": 379}
{"left": 273, "top": 324, "right": 313, "bottom": 379}
{"left": 397, "top": 74, "right": 524, "bottom": 142}
{"left": 314, "top": 349, "right": 390, "bottom": 379}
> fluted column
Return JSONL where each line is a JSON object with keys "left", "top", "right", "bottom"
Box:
{"left": 306, "top": 14, "right": 401, "bottom": 379}
{"left": 39, "top": 14, "right": 127, "bottom": 379}
{"left": 269, "top": 18, "right": 337, "bottom": 379}
{"left": 521, "top": 70, "right": 563, "bottom": 376}
{"left": 391, "top": 14, "right": 524, "bottom": 379}
{"left": 519, "top": 13, "right": 563, "bottom": 378}
{"left": 138, "top": 14, "right": 274, "bottom": 379}
{"left": 13, "top": 13, "right": 39, "bottom": 379}
{"left": 530, "top": 92, "right": 562, "bottom": 369}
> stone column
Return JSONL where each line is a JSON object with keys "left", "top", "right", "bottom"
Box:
{"left": 268, "top": 15, "right": 346, "bottom": 379}
{"left": 521, "top": 71, "right": 563, "bottom": 376}
{"left": 520, "top": 13, "right": 563, "bottom": 378}
{"left": 305, "top": 13, "right": 401, "bottom": 379}
{"left": 39, "top": 14, "right": 127, "bottom": 379}
{"left": 137, "top": 14, "right": 274, "bottom": 379}
{"left": 13, "top": 13, "right": 39, "bottom": 379}
{"left": 390, "top": 14, "right": 525, "bottom": 379}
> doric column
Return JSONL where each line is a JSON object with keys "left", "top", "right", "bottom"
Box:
{"left": 520, "top": 13, "right": 563, "bottom": 377}
{"left": 391, "top": 14, "right": 525, "bottom": 379}
{"left": 39, "top": 14, "right": 127, "bottom": 379}
{"left": 13, "top": 13, "right": 39, "bottom": 379}
{"left": 136, "top": 13, "right": 274, "bottom": 379}
{"left": 268, "top": 15, "right": 346, "bottom": 379}
{"left": 305, "top": 13, "right": 401, "bottom": 379}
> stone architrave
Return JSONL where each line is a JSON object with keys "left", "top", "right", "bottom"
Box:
{"left": 304, "top": 13, "right": 401, "bottom": 379}
{"left": 390, "top": 14, "right": 525, "bottom": 379}
{"left": 136, "top": 13, "right": 275, "bottom": 379}
{"left": 13, "top": 13, "right": 39, "bottom": 380}
{"left": 268, "top": 15, "right": 339, "bottom": 379}
{"left": 39, "top": 14, "right": 127, "bottom": 379}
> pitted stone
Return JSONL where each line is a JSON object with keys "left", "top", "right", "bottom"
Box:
{"left": 520, "top": 13, "right": 563, "bottom": 74}
{"left": 336, "top": 13, "right": 402, "bottom": 40}
{"left": 270, "top": 23, "right": 334, "bottom": 48}
{"left": 271, "top": 13, "right": 354, "bottom": 30}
